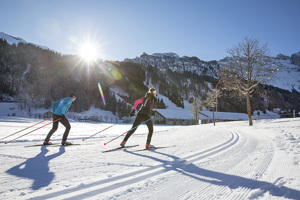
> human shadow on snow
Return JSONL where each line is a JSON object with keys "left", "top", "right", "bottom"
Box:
{"left": 6, "top": 146, "right": 65, "bottom": 190}
{"left": 29, "top": 149, "right": 300, "bottom": 200}
{"left": 128, "top": 150, "right": 300, "bottom": 199}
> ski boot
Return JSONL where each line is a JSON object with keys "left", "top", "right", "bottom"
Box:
{"left": 61, "top": 141, "right": 72, "bottom": 145}
{"left": 43, "top": 141, "right": 52, "bottom": 145}
{"left": 146, "top": 143, "right": 155, "bottom": 150}
{"left": 120, "top": 140, "right": 126, "bottom": 147}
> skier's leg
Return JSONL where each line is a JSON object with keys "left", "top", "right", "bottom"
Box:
{"left": 60, "top": 117, "right": 71, "bottom": 142}
{"left": 145, "top": 118, "right": 153, "bottom": 145}
{"left": 44, "top": 115, "right": 59, "bottom": 142}
{"left": 123, "top": 114, "right": 144, "bottom": 142}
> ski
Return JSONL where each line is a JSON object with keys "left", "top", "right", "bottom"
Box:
{"left": 129, "top": 145, "right": 176, "bottom": 152}
{"left": 25, "top": 143, "right": 57, "bottom": 147}
{"left": 50, "top": 143, "right": 81, "bottom": 147}
{"left": 25, "top": 143, "right": 82, "bottom": 147}
{"left": 102, "top": 144, "right": 139, "bottom": 153}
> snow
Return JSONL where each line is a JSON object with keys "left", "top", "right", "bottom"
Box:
{"left": 1, "top": 115, "right": 300, "bottom": 199}
{"left": 0, "top": 103, "right": 119, "bottom": 123}
{"left": 0, "top": 32, "right": 50, "bottom": 51}
{"left": 269, "top": 60, "right": 300, "bottom": 91}
{"left": 0, "top": 32, "right": 27, "bottom": 45}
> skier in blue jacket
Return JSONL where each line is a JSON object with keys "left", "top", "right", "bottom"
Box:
{"left": 44, "top": 93, "right": 77, "bottom": 145}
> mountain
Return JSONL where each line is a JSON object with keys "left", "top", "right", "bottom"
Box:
{"left": 125, "top": 52, "right": 219, "bottom": 78}
{"left": 0, "top": 32, "right": 50, "bottom": 50}
{"left": 0, "top": 32, "right": 27, "bottom": 44}
{"left": 291, "top": 51, "right": 300, "bottom": 67}
{"left": 270, "top": 53, "right": 300, "bottom": 91}
{"left": 0, "top": 32, "right": 299, "bottom": 118}
{"left": 126, "top": 52, "right": 300, "bottom": 92}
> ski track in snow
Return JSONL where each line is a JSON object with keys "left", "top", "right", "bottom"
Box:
{"left": 0, "top": 118, "right": 300, "bottom": 199}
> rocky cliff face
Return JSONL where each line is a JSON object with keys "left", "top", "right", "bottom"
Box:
{"left": 125, "top": 52, "right": 220, "bottom": 78}
{"left": 126, "top": 51, "right": 300, "bottom": 92}
{"left": 291, "top": 52, "right": 300, "bottom": 68}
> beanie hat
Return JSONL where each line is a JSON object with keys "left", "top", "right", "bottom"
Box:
{"left": 70, "top": 92, "right": 77, "bottom": 98}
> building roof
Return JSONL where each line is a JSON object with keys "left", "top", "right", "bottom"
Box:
{"left": 156, "top": 109, "right": 194, "bottom": 120}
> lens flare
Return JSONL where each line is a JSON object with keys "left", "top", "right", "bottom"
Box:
{"left": 98, "top": 82, "right": 106, "bottom": 105}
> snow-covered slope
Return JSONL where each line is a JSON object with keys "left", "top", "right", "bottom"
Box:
{"left": 269, "top": 56, "right": 300, "bottom": 91}
{"left": 127, "top": 52, "right": 300, "bottom": 92}
{"left": 0, "top": 32, "right": 27, "bottom": 44}
{"left": 0, "top": 32, "right": 49, "bottom": 50}
{"left": 0, "top": 117, "right": 299, "bottom": 199}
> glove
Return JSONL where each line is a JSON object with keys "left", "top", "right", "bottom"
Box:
{"left": 151, "top": 110, "right": 156, "bottom": 116}
{"left": 129, "top": 109, "right": 135, "bottom": 117}
{"left": 46, "top": 111, "right": 53, "bottom": 117}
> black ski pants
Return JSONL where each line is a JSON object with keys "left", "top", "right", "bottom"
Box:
{"left": 45, "top": 114, "right": 71, "bottom": 142}
{"left": 124, "top": 113, "right": 153, "bottom": 144}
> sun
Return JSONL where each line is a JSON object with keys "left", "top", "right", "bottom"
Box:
{"left": 78, "top": 41, "right": 100, "bottom": 63}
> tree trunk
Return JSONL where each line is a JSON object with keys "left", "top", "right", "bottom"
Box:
{"left": 213, "top": 106, "right": 215, "bottom": 126}
{"left": 246, "top": 91, "right": 253, "bottom": 126}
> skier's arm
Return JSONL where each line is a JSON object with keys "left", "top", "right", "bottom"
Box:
{"left": 51, "top": 100, "right": 59, "bottom": 113}
{"left": 133, "top": 99, "right": 143, "bottom": 110}
{"left": 153, "top": 97, "right": 158, "bottom": 109}
{"left": 51, "top": 102, "right": 56, "bottom": 113}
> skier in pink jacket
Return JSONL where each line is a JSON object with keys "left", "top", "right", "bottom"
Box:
{"left": 120, "top": 88, "right": 157, "bottom": 149}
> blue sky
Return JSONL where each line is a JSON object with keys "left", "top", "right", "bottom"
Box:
{"left": 1, "top": 0, "right": 299, "bottom": 61}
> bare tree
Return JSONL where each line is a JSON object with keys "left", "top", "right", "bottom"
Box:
{"left": 190, "top": 97, "right": 203, "bottom": 123}
{"left": 219, "top": 37, "right": 279, "bottom": 126}
{"left": 204, "top": 88, "right": 220, "bottom": 126}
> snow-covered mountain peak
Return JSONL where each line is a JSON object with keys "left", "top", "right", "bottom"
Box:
{"left": 151, "top": 52, "right": 180, "bottom": 58}
{"left": 127, "top": 52, "right": 219, "bottom": 78}
{"left": 126, "top": 50, "right": 300, "bottom": 92}
{"left": 275, "top": 53, "right": 290, "bottom": 60}
{"left": 0, "top": 32, "right": 27, "bottom": 45}
{"left": 291, "top": 51, "right": 300, "bottom": 66}
{"left": 0, "top": 32, "right": 50, "bottom": 51}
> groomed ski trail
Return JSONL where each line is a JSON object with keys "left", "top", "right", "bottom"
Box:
{"left": 29, "top": 131, "right": 241, "bottom": 200}
{"left": 2, "top": 119, "right": 300, "bottom": 200}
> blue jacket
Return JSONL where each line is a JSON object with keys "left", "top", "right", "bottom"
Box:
{"left": 52, "top": 97, "right": 73, "bottom": 116}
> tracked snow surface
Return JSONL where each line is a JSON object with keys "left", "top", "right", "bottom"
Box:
{"left": 1, "top": 117, "right": 300, "bottom": 199}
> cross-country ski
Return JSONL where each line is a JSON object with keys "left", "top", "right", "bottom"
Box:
{"left": 128, "top": 145, "right": 176, "bottom": 152}
{"left": 24, "top": 143, "right": 82, "bottom": 148}
{"left": 102, "top": 144, "right": 139, "bottom": 153}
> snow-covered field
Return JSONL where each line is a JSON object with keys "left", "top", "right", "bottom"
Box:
{"left": 0, "top": 116, "right": 300, "bottom": 200}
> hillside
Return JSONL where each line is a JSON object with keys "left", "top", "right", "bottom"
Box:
{"left": 0, "top": 117, "right": 299, "bottom": 199}
{"left": 1, "top": 32, "right": 300, "bottom": 119}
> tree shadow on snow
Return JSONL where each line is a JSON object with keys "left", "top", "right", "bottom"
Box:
{"left": 6, "top": 146, "right": 65, "bottom": 190}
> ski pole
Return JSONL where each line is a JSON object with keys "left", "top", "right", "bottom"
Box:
{"left": 0, "top": 117, "right": 53, "bottom": 141}
{"left": 104, "top": 118, "right": 150, "bottom": 146}
{"left": 82, "top": 116, "right": 131, "bottom": 141}
{"left": 5, "top": 117, "right": 62, "bottom": 144}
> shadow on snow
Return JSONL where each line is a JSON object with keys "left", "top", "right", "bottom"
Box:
{"left": 6, "top": 146, "right": 65, "bottom": 190}
{"left": 29, "top": 148, "right": 300, "bottom": 200}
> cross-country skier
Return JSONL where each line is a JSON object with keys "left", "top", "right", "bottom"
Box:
{"left": 43, "top": 93, "right": 77, "bottom": 145}
{"left": 120, "top": 88, "right": 158, "bottom": 149}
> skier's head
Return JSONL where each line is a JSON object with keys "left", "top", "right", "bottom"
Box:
{"left": 70, "top": 92, "right": 77, "bottom": 102}
{"left": 145, "top": 88, "right": 157, "bottom": 102}
{"left": 147, "top": 88, "right": 157, "bottom": 96}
